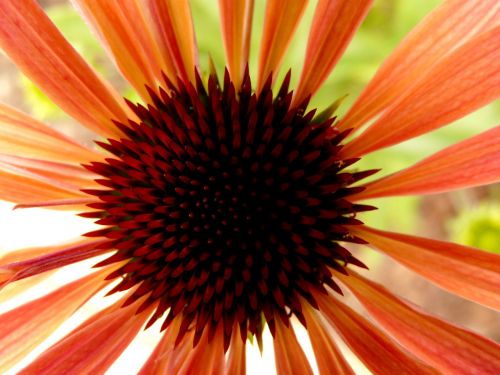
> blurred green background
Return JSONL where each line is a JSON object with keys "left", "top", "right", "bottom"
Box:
{"left": 21, "top": 0, "right": 499, "bottom": 255}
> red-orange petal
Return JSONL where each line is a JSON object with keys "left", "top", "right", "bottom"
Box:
{"left": 341, "top": 26, "right": 500, "bottom": 157}
{"left": 292, "top": 0, "right": 373, "bottom": 105}
{"left": 0, "top": 269, "right": 108, "bottom": 371}
{"left": 72, "top": 0, "right": 165, "bottom": 99}
{"left": 339, "top": 0, "right": 500, "bottom": 132}
{"left": 316, "top": 292, "right": 438, "bottom": 374}
{"left": 338, "top": 270, "right": 500, "bottom": 374}
{"left": 302, "top": 302, "right": 354, "bottom": 375}
{"left": 273, "top": 318, "right": 313, "bottom": 375}
{"left": 256, "top": 0, "right": 308, "bottom": 91}
{"left": 20, "top": 295, "right": 152, "bottom": 375}
{"left": 145, "top": 0, "right": 198, "bottom": 84}
{"left": 225, "top": 324, "right": 246, "bottom": 375}
{"left": 0, "top": 103, "right": 100, "bottom": 163}
{"left": 352, "top": 126, "right": 500, "bottom": 200}
{"left": 352, "top": 226, "right": 500, "bottom": 310}
{"left": 0, "top": 0, "right": 129, "bottom": 138}
{"left": 219, "top": 0, "right": 255, "bottom": 90}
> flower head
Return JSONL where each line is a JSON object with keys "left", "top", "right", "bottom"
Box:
{"left": 0, "top": 0, "right": 499, "bottom": 374}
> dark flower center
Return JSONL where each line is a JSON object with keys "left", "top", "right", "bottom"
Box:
{"left": 82, "top": 68, "right": 375, "bottom": 349}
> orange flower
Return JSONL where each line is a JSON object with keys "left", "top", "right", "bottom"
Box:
{"left": 1, "top": 0, "right": 499, "bottom": 374}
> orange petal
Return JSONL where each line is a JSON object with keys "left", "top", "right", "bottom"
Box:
{"left": 256, "top": 0, "right": 308, "bottom": 91}
{"left": 225, "top": 324, "right": 246, "bottom": 375}
{"left": 352, "top": 126, "right": 500, "bottom": 200}
{"left": 339, "top": 0, "right": 500, "bottom": 132}
{"left": 0, "top": 154, "right": 98, "bottom": 189}
{"left": 316, "top": 292, "right": 438, "bottom": 374}
{"left": 1, "top": 239, "right": 111, "bottom": 287}
{"left": 292, "top": 0, "right": 373, "bottom": 105}
{"left": 338, "top": 270, "right": 500, "bottom": 374}
{"left": 0, "top": 0, "right": 129, "bottom": 138}
{"left": 341, "top": 26, "right": 500, "bottom": 157}
{"left": 302, "top": 303, "right": 354, "bottom": 375}
{"left": 72, "top": 0, "right": 165, "bottom": 99}
{"left": 20, "top": 295, "right": 152, "bottom": 375}
{"left": 219, "top": 0, "right": 255, "bottom": 90}
{"left": 353, "top": 226, "right": 500, "bottom": 310}
{"left": 145, "top": 0, "right": 198, "bottom": 84}
{"left": 0, "top": 269, "right": 108, "bottom": 371}
{"left": 273, "top": 318, "right": 313, "bottom": 375}
{"left": 0, "top": 103, "right": 100, "bottom": 163}
{"left": 176, "top": 323, "right": 225, "bottom": 375}
{"left": 14, "top": 198, "right": 95, "bottom": 210}
{"left": 0, "top": 169, "right": 86, "bottom": 204}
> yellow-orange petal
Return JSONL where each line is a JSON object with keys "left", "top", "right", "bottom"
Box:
{"left": 339, "top": 0, "right": 500, "bottom": 132}
{"left": 145, "top": 0, "right": 198, "bottom": 84}
{"left": 302, "top": 302, "right": 354, "bottom": 375}
{"left": 292, "top": 0, "right": 373, "bottom": 105}
{"left": 0, "top": 169, "right": 86, "bottom": 204}
{"left": 273, "top": 318, "right": 313, "bottom": 375}
{"left": 225, "top": 324, "right": 246, "bottom": 375}
{"left": 72, "top": 0, "right": 165, "bottom": 99}
{"left": 219, "top": 0, "right": 255, "bottom": 90}
{"left": 0, "top": 0, "right": 129, "bottom": 139}
{"left": 14, "top": 198, "right": 95, "bottom": 210}
{"left": 316, "top": 292, "right": 438, "bottom": 374}
{"left": 341, "top": 26, "right": 500, "bottom": 157}
{"left": 353, "top": 226, "right": 500, "bottom": 310}
{"left": 0, "top": 103, "right": 101, "bottom": 163}
{"left": 20, "top": 295, "right": 152, "bottom": 375}
{"left": 338, "top": 270, "right": 500, "bottom": 374}
{"left": 256, "top": 0, "right": 308, "bottom": 91}
{"left": 0, "top": 269, "right": 108, "bottom": 371}
{"left": 352, "top": 126, "right": 500, "bottom": 200}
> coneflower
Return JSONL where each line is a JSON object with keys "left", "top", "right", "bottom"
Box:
{"left": 0, "top": 0, "right": 498, "bottom": 374}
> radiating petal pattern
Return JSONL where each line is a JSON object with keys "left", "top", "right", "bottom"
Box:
{"left": 219, "top": 0, "right": 255, "bottom": 89}
{"left": 316, "top": 292, "right": 438, "bottom": 374}
{"left": 352, "top": 126, "right": 500, "bottom": 200}
{"left": 0, "top": 269, "right": 108, "bottom": 371}
{"left": 20, "top": 296, "right": 152, "bottom": 375}
{"left": 338, "top": 270, "right": 500, "bottom": 374}
{"left": 257, "top": 0, "right": 308, "bottom": 91}
{"left": 0, "top": 0, "right": 129, "bottom": 138}
{"left": 342, "top": 26, "right": 500, "bottom": 157}
{"left": 293, "top": 0, "right": 373, "bottom": 105}
{"left": 353, "top": 226, "right": 500, "bottom": 310}
{"left": 339, "top": 0, "right": 500, "bottom": 132}
{"left": 72, "top": 0, "right": 166, "bottom": 99}
{"left": 145, "top": 0, "right": 198, "bottom": 83}
{"left": 273, "top": 319, "right": 314, "bottom": 375}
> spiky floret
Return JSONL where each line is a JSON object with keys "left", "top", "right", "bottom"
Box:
{"left": 82, "top": 68, "right": 376, "bottom": 350}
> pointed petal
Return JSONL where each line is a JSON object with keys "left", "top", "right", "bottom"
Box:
{"left": 0, "top": 0, "right": 129, "bottom": 138}
{"left": 1, "top": 239, "right": 111, "bottom": 287}
{"left": 0, "top": 103, "right": 100, "bottom": 163}
{"left": 71, "top": 0, "right": 165, "bottom": 99}
{"left": 338, "top": 270, "right": 500, "bottom": 374}
{"left": 257, "top": 0, "right": 308, "bottom": 91}
{"left": 316, "top": 292, "right": 438, "bottom": 375}
{"left": 352, "top": 126, "right": 500, "bottom": 200}
{"left": 353, "top": 226, "right": 500, "bottom": 310}
{"left": 225, "top": 324, "right": 246, "bottom": 375}
{"left": 145, "top": 0, "right": 198, "bottom": 83}
{"left": 342, "top": 26, "right": 500, "bottom": 157}
{"left": 293, "top": 0, "right": 373, "bottom": 105}
{"left": 302, "top": 303, "right": 354, "bottom": 375}
{"left": 273, "top": 318, "right": 313, "bottom": 375}
{"left": 339, "top": 0, "right": 500, "bottom": 131}
{"left": 14, "top": 198, "right": 95, "bottom": 210}
{"left": 0, "top": 269, "right": 108, "bottom": 370}
{"left": 20, "top": 296, "right": 152, "bottom": 375}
